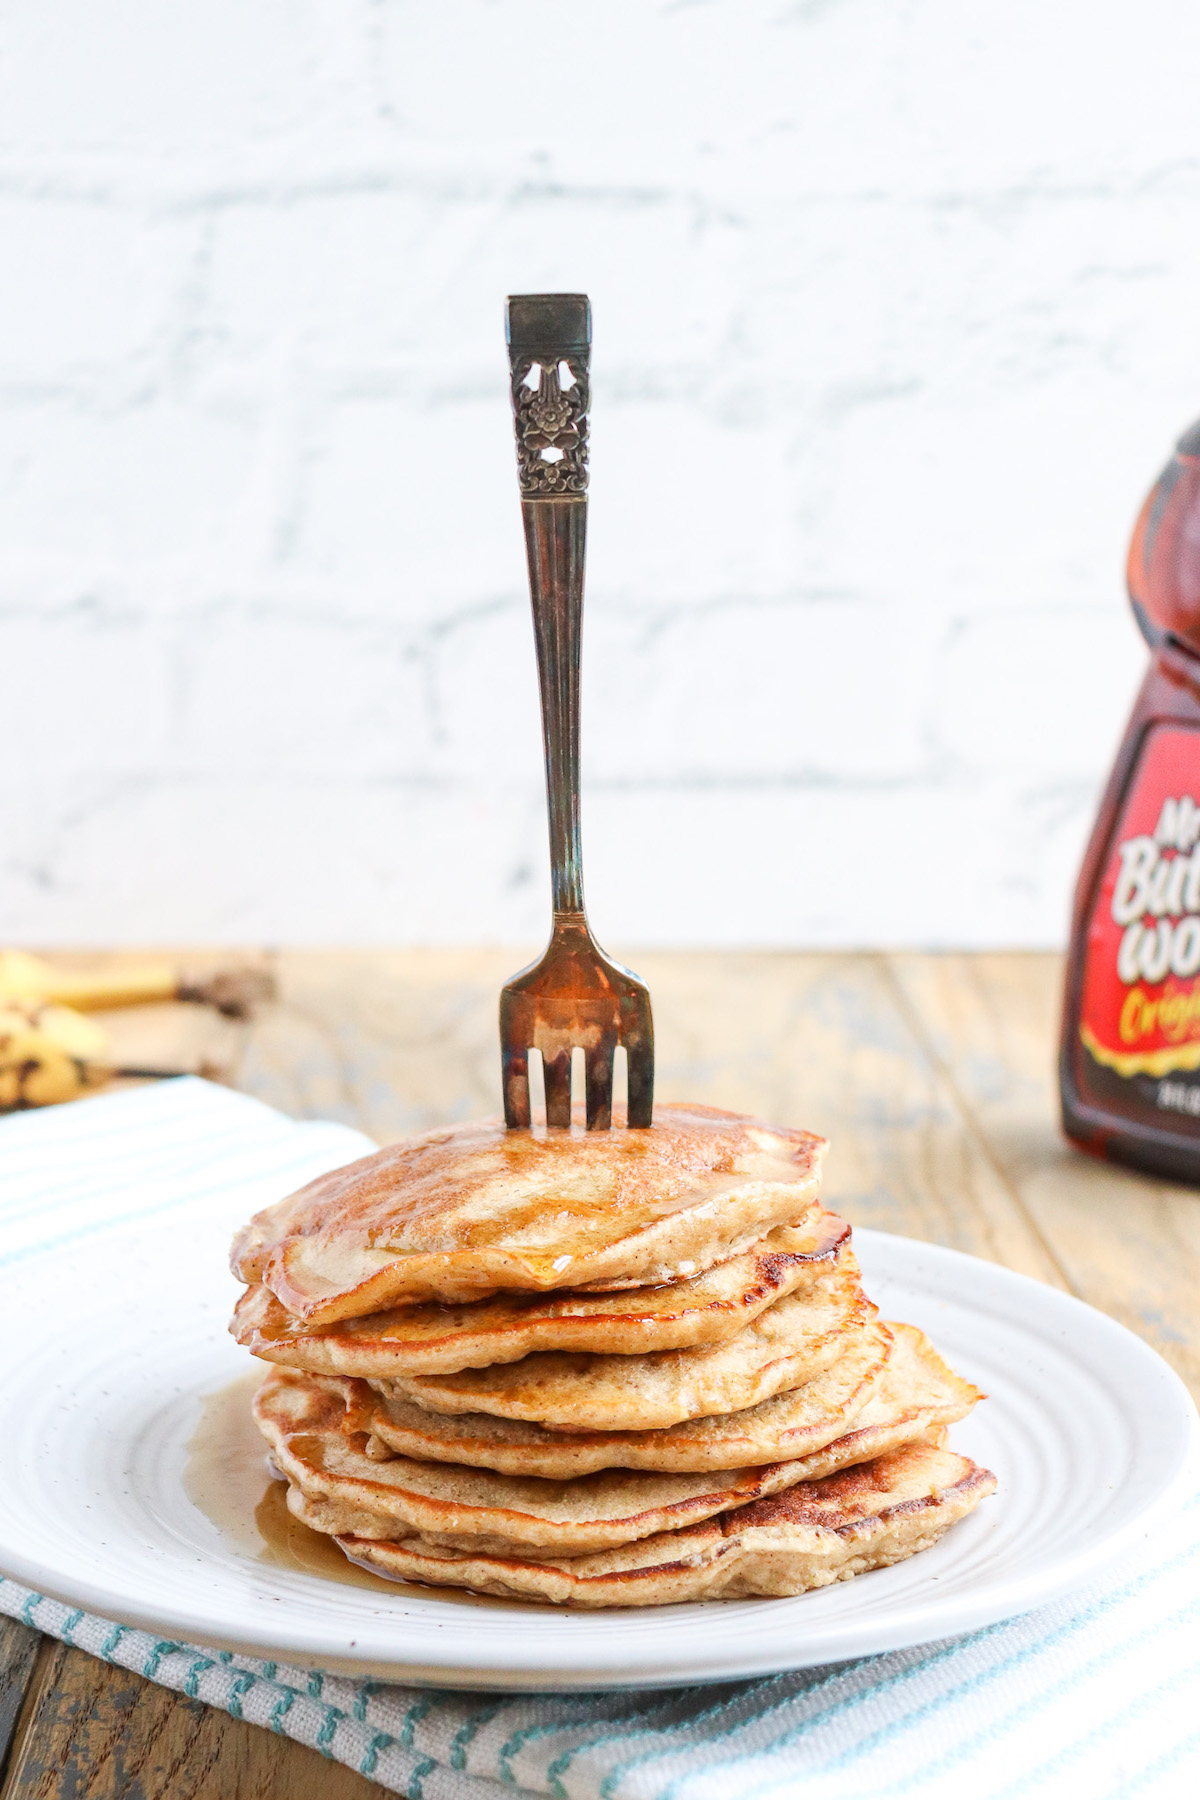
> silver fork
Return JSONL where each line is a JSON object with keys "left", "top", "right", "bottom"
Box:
{"left": 499, "top": 293, "right": 654, "bottom": 1131}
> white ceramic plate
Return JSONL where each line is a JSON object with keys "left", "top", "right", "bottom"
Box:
{"left": 0, "top": 1213, "right": 1196, "bottom": 1691}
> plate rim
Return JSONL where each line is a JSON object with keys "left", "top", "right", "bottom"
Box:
{"left": 2, "top": 1228, "right": 1198, "bottom": 1690}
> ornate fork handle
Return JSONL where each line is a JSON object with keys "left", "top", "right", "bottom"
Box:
{"left": 506, "top": 294, "right": 592, "bottom": 920}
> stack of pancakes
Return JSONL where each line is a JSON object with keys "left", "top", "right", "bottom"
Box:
{"left": 230, "top": 1105, "right": 995, "bottom": 1606}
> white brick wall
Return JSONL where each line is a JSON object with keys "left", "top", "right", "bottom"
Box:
{"left": 2, "top": 0, "right": 1198, "bottom": 947}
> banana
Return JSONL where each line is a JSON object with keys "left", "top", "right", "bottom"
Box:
{"left": 0, "top": 1001, "right": 113, "bottom": 1109}
{"left": 0, "top": 950, "right": 179, "bottom": 1012}
{"left": 0, "top": 950, "right": 274, "bottom": 1017}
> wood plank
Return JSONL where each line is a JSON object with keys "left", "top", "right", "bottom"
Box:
{"left": 236, "top": 948, "right": 515, "bottom": 1140}
{"left": 645, "top": 949, "right": 1064, "bottom": 1281}
{"left": 887, "top": 951, "right": 1200, "bottom": 1399}
{"left": 0, "top": 1622, "right": 40, "bottom": 1780}
{"left": 0, "top": 1641, "right": 389, "bottom": 1800}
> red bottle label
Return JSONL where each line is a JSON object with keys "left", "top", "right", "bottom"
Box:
{"left": 1080, "top": 723, "right": 1200, "bottom": 1080}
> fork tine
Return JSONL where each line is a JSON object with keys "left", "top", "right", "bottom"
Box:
{"left": 543, "top": 1045, "right": 573, "bottom": 1128}
{"left": 501, "top": 1040, "right": 531, "bottom": 1130}
{"left": 625, "top": 1032, "right": 654, "bottom": 1129}
{"left": 585, "top": 1043, "right": 614, "bottom": 1131}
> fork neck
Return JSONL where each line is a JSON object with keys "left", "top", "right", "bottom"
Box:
{"left": 521, "top": 495, "right": 587, "bottom": 919}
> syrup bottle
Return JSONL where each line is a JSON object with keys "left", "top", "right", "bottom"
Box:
{"left": 1061, "top": 418, "right": 1200, "bottom": 1181}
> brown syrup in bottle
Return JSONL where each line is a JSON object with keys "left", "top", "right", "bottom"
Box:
{"left": 1061, "top": 417, "right": 1200, "bottom": 1181}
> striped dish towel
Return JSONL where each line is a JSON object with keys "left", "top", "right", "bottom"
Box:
{"left": 1, "top": 1081, "right": 1198, "bottom": 1800}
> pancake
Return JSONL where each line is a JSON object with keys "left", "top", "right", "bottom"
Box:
{"left": 322, "top": 1440, "right": 997, "bottom": 1606}
{"left": 357, "top": 1315, "right": 975, "bottom": 1476}
{"left": 357, "top": 1321, "right": 973, "bottom": 1477}
{"left": 255, "top": 1363, "right": 927, "bottom": 1556}
{"left": 232, "top": 1211, "right": 849, "bottom": 1375}
{"left": 230, "top": 1105, "right": 826, "bottom": 1326}
{"left": 384, "top": 1257, "right": 873, "bottom": 1431}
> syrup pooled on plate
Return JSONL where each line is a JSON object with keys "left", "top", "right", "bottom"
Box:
{"left": 184, "top": 1373, "right": 509, "bottom": 1604}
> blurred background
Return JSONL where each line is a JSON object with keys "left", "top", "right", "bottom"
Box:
{"left": 2, "top": 0, "right": 1198, "bottom": 950}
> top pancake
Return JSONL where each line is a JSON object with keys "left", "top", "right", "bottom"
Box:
{"left": 230, "top": 1105, "right": 826, "bottom": 1326}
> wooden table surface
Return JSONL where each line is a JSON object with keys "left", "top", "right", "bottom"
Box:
{"left": 2, "top": 947, "right": 1198, "bottom": 1799}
